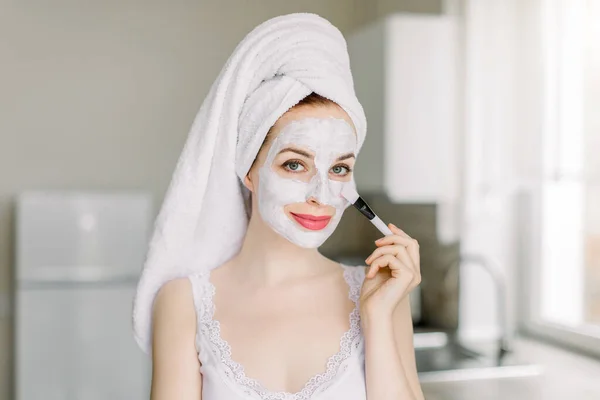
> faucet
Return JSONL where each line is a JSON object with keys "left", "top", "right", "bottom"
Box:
{"left": 442, "top": 253, "right": 512, "bottom": 363}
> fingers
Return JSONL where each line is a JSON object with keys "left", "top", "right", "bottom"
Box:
{"left": 367, "top": 254, "right": 420, "bottom": 288}
{"left": 376, "top": 224, "right": 420, "bottom": 271}
{"left": 367, "top": 223, "right": 421, "bottom": 284}
{"left": 367, "top": 254, "right": 402, "bottom": 278}
{"left": 366, "top": 245, "right": 414, "bottom": 272}
{"left": 367, "top": 246, "right": 418, "bottom": 274}
{"left": 367, "top": 247, "right": 415, "bottom": 278}
{"left": 389, "top": 223, "right": 409, "bottom": 238}
{"left": 365, "top": 244, "right": 402, "bottom": 264}
{"left": 375, "top": 234, "right": 413, "bottom": 247}
{"left": 394, "top": 246, "right": 415, "bottom": 274}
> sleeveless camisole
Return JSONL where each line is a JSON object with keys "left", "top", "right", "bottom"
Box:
{"left": 187, "top": 264, "right": 367, "bottom": 400}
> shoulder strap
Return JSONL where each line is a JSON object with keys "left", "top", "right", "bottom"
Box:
{"left": 341, "top": 265, "right": 366, "bottom": 304}
{"left": 187, "top": 271, "right": 215, "bottom": 325}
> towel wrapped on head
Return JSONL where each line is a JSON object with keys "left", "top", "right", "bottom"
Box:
{"left": 132, "top": 12, "right": 367, "bottom": 354}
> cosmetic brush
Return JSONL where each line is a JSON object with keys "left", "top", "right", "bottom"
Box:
{"left": 341, "top": 185, "right": 393, "bottom": 236}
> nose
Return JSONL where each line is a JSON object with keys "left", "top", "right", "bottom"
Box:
{"left": 307, "top": 196, "right": 321, "bottom": 206}
{"left": 306, "top": 172, "right": 329, "bottom": 204}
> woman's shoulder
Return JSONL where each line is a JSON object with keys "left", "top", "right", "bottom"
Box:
{"left": 154, "top": 272, "right": 211, "bottom": 315}
{"left": 151, "top": 278, "right": 198, "bottom": 360}
{"left": 151, "top": 278, "right": 202, "bottom": 394}
{"left": 153, "top": 278, "right": 197, "bottom": 328}
{"left": 156, "top": 277, "right": 194, "bottom": 296}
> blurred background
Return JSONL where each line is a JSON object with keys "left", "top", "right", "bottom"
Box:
{"left": 1, "top": 0, "right": 599, "bottom": 399}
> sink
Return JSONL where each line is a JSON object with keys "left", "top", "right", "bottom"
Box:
{"left": 413, "top": 331, "right": 544, "bottom": 383}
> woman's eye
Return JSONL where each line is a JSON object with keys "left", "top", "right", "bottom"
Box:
{"left": 283, "top": 160, "right": 306, "bottom": 172}
{"left": 331, "top": 164, "right": 351, "bottom": 176}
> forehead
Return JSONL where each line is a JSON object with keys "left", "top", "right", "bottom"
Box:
{"left": 272, "top": 117, "right": 357, "bottom": 151}
{"left": 271, "top": 102, "right": 356, "bottom": 136}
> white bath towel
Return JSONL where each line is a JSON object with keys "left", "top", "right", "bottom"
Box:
{"left": 132, "top": 12, "right": 367, "bottom": 354}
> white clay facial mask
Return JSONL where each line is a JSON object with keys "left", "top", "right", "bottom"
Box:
{"left": 257, "top": 117, "right": 357, "bottom": 248}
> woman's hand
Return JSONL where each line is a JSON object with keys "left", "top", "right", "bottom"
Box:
{"left": 360, "top": 223, "right": 421, "bottom": 322}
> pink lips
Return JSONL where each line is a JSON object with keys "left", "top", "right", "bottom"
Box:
{"left": 290, "top": 212, "right": 332, "bottom": 231}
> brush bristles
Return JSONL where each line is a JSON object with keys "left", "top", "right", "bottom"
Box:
{"left": 340, "top": 184, "right": 360, "bottom": 204}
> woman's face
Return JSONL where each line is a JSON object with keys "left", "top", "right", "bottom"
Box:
{"left": 246, "top": 104, "right": 358, "bottom": 248}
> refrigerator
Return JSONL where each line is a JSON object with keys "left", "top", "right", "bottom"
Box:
{"left": 14, "top": 191, "right": 152, "bottom": 400}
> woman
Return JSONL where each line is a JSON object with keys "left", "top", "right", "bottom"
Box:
{"left": 133, "top": 13, "right": 423, "bottom": 400}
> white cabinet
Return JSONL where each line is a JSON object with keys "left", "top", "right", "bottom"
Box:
{"left": 347, "top": 14, "right": 460, "bottom": 243}
{"left": 348, "top": 14, "right": 459, "bottom": 203}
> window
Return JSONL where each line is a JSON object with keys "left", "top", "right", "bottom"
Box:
{"left": 524, "top": 0, "right": 600, "bottom": 354}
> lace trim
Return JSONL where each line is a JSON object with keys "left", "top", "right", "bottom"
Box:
{"left": 195, "top": 265, "right": 365, "bottom": 400}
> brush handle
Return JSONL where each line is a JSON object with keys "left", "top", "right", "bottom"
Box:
{"left": 371, "top": 215, "right": 393, "bottom": 236}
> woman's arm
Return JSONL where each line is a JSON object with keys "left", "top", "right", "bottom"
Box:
{"left": 392, "top": 295, "right": 424, "bottom": 400}
{"left": 150, "top": 278, "right": 202, "bottom": 399}
{"left": 361, "top": 224, "right": 424, "bottom": 400}
{"left": 362, "top": 282, "right": 424, "bottom": 400}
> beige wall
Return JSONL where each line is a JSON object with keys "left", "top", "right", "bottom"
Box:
{"left": 0, "top": 1, "right": 441, "bottom": 398}
{"left": 354, "top": 0, "right": 442, "bottom": 26}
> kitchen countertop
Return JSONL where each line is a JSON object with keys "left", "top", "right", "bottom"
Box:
{"left": 420, "top": 335, "right": 600, "bottom": 400}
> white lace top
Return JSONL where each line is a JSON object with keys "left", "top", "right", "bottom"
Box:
{"left": 187, "top": 264, "right": 367, "bottom": 400}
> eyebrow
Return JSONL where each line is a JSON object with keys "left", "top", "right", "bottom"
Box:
{"left": 278, "top": 147, "right": 313, "bottom": 158}
{"left": 278, "top": 148, "right": 356, "bottom": 161}
{"left": 336, "top": 153, "right": 356, "bottom": 161}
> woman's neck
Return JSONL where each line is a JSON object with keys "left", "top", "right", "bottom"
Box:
{"left": 228, "top": 214, "right": 334, "bottom": 286}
